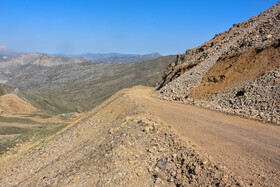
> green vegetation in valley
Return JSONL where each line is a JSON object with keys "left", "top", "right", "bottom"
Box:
{"left": 21, "top": 113, "right": 53, "bottom": 119}
{"left": 0, "top": 123, "right": 69, "bottom": 155}
{"left": 17, "top": 90, "right": 78, "bottom": 115}
{"left": 0, "top": 116, "right": 40, "bottom": 124}
{"left": 0, "top": 83, "right": 78, "bottom": 115}
{"left": 0, "top": 83, "right": 14, "bottom": 96}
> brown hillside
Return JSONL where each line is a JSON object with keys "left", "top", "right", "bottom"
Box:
{"left": 188, "top": 41, "right": 280, "bottom": 99}
{"left": 0, "top": 94, "right": 38, "bottom": 115}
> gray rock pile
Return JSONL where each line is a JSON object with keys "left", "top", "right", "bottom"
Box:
{"left": 185, "top": 66, "right": 280, "bottom": 125}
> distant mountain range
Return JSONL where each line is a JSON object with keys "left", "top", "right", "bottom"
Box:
{"left": 0, "top": 53, "right": 92, "bottom": 84}
{"left": 2, "top": 53, "right": 175, "bottom": 111}
{"left": 65, "top": 52, "right": 162, "bottom": 63}
{"left": 0, "top": 45, "right": 173, "bottom": 111}
{"left": 0, "top": 43, "right": 161, "bottom": 63}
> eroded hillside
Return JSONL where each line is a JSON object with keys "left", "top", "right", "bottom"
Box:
{"left": 156, "top": 2, "right": 280, "bottom": 125}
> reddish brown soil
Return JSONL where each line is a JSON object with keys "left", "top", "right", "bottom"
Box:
{"left": 0, "top": 94, "right": 38, "bottom": 114}
{"left": 188, "top": 42, "right": 280, "bottom": 99}
{"left": 0, "top": 122, "right": 38, "bottom": 128}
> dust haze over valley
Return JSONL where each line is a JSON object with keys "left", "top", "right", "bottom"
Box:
{"left": 0, "top": 1, "right": 280, "bottom": 186}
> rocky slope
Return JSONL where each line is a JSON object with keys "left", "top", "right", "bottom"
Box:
{"left": 156, "top": 2, "right": 280, "bottom": 125}
{"left": 0, "top": 87, "right": 244, "bottom": 186}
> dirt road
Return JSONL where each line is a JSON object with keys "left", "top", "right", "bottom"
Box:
{"left": 129, "top": 86, "right": 280, "bottom": 186}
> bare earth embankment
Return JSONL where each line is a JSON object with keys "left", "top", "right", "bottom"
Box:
{"left": 0, "top": 86, "right": 279, "bottom": 186}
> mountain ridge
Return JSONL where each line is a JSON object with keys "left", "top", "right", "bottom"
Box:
{"left": 0, "top": 87, "right": 246, "bottom": 186}
{"left": 61, "top": 52, "right": 162, "bottom": 63}
{"left": 0, "top": 53, "right": 93, "bottom": 84}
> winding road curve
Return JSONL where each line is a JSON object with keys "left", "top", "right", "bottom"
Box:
{"left": 129, "top": 86, "right": 280, "bottom": 186}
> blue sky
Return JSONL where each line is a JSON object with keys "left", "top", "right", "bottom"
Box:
{"left": 0, "top": 0, "right": 278, "bottom": 55}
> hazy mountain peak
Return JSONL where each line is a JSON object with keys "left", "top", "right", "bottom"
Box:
{"left": 0, "top": 44, "right": 8, "bottom": 51}
{"left": 18, "top": 52, "right": 46, "bottom": 58}
{"left": 70, "top": 52, "right": 162, "bottom": 63}
{"left": 0, "top": 44, "right": 21, "bottom": 57}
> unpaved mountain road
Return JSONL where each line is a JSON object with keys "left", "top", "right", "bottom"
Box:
{"left": 129, "top": 86, "right": 280, "bottom": 186}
